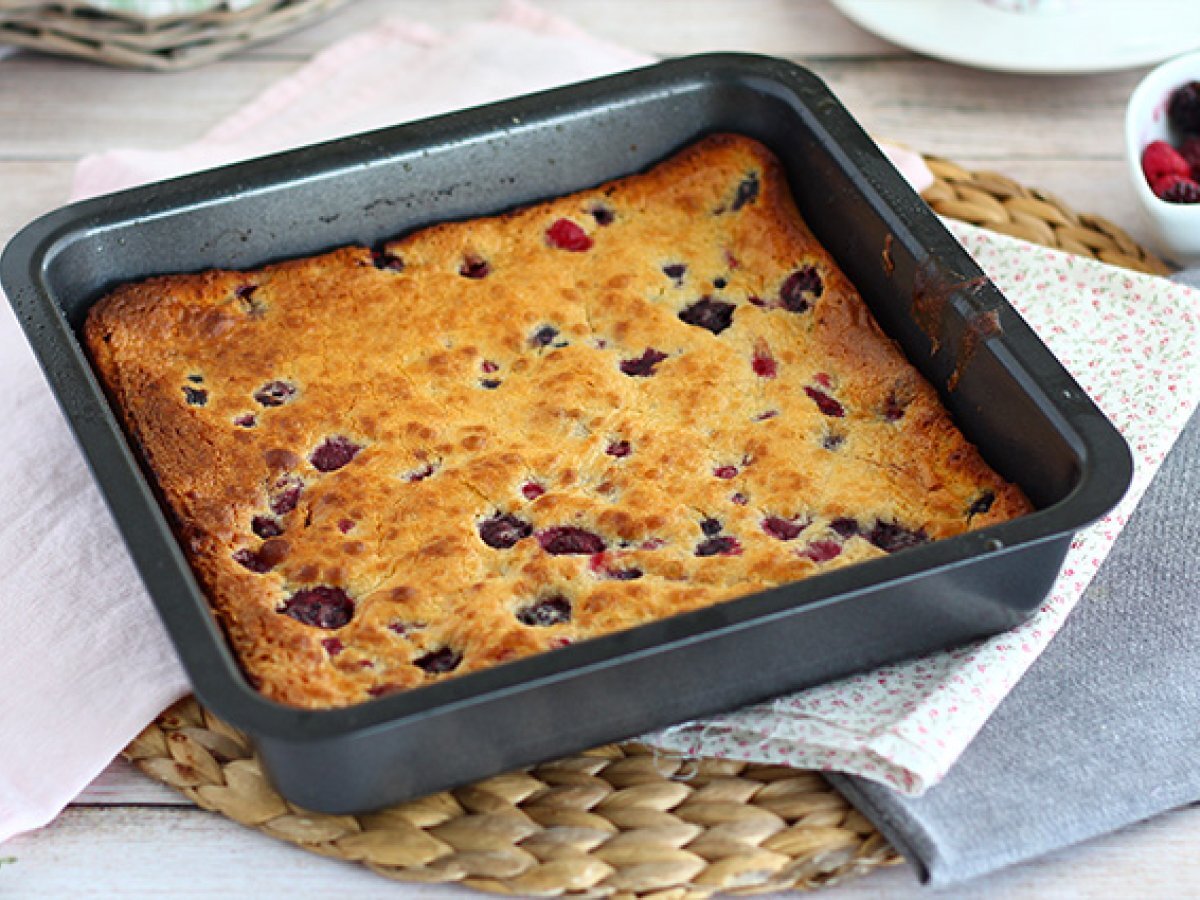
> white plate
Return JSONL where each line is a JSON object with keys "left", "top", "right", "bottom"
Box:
{"left": 830, "top": 0, "right": 1200, "bottom": 75}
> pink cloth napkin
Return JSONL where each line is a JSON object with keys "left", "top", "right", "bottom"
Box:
{"left": 3, "top": 0, "right": 1193, "bottom": 843}
{"left": 1, "top": 1, "right": 648, "bottom": 844}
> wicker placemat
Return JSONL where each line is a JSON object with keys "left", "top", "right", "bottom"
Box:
{"left": 0, "top": 0, "right": 347, "bottom": 70}
{"left": 122, "top": 161, "right": 1168, "bottom": 897}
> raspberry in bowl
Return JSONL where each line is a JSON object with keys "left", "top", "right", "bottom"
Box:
{"left": 1126, "top": 50, "right": 1200, "bottom": 265}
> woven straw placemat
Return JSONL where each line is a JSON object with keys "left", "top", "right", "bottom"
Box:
{"left": 0, "top": 0, "right": 347, "bottom": 70}
{"left": 121, "top": 161, "right": 1168, "bottom": 897}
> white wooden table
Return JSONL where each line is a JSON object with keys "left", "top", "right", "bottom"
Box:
{"left": 2, "top": 1, "right": 1195, "bottom": 895}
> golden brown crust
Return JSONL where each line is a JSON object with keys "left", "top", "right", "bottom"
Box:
{"left": 86, "top": 134, "right": 1031, "bottom": 708}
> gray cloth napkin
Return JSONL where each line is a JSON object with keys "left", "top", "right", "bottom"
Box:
{"left": 828, "top": 273, "right": 1200, "bottom": 883}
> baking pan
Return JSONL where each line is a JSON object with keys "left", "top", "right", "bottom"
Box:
{"left": 2, "top": 54, "right": 1131, "bottom": 813}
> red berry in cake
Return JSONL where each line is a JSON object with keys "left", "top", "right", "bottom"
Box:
{"left": 713, "top": 465, "right": 739, "bottom": 479}
{"left": 604, "top": 566, "right": 643, "bottom": 581}
{"left": 821, "top": 432, "right": 845, "bottom": 451}
{"left": 371, "top": 250, "right": 405, "bottom": 272}
{"left": 233, "top": 548, "right": 272, "bottom": 573}
{"left": 1156, "top": 174, "right": 1200, "bottom": 203}
{"left": 337, "top": 518, "right": 356, "bottom": 534}
{"left": 678, "top": 298, "right": 736, "bottom": 334}
{"left": 606, "top": 440, "right": 632, "bottom": 458}
{"left": 1142, "top": 140, "right": 1191, "bottom": 186}
{"left": 279, "top": 586, "right": 354, "bottom": 629}
{"left": 404, "top": 461, "right": 438, "bottom": 482}
{"left": 731, "top": 492, "right": 749, "bottom": 506}
{"left": 538, "top": 526, "right": 606, "bottom": 555}
{"left": 762, "top": 515, "right": 807, "bottom": 541}
{"left": 252, "top": 515, "right": 283, "bottom": 539}
{"left": 752, "top": 341, "right": 777, "bottom": 379}
{"left": 521, "top": 481, "right": 546, "bottom": 500}
{"left": 481, "top": 360, "right": 499, "bottom": 374}
{"left": 478, "top": 513, "right": 533, "bottom": 549}
{"left": 516, "top": 595, "right": 573, "bottom": 626}
{"left": 530, "top": 324, "right": 560, "bottom": 347}
{"left": 830, "top": 517, "right": 860, "bottom": 538}
{"left": 620, "top": 348, "right": 669, "bottom": 377}
{"left": 968, "top": 490, "right": 996, "bottom": 516}
{"left": 731, "top": 173, "right": 760, "bottom": 211}
{"left": 183, "top": 386, "right": 208, "bottom": 406}
{"left": 883, "top": 392, "right": 907, "bottom": 422}
{"left": 1168, "top": 81, "right": 1200, "bottom": 136}
{"left": 546, "top": 218, "right": 593, "bottom": 251}
{"left": 805, "top": 385, "right": 845, "bottom": 417}
{"left": 321, "top": 637, "right": 344, "bottom": 655}
{"left": 460, "top": 255, "right": 491, "bottom": 278}
{"left": 413, "top": 646, "right": 462, "bottom": 673}
{"left": 780, "top": 266, "right": 823, "bottom": 312}
{"left": 310, "top": 436, "right": 362, "bottom": 472}
{"left": 695, "top": 535, "right": 743, "bottom": 557}
{"left": 234, "top": 283, "right": 266, "bottom": 316}
{"left": 866, "top": 520, "right": 929, "bottom": 553}
{"left": 269, "top": 476, "right": 303, "bottom": 515}
{"left": 234, "top": 413, "right": 257, "bottom": 428}
{"left": 253, "top": 380, "right": 296, "bottom": 407}
{"left": 800, "top": 540, "right": 842, "bottom": 563}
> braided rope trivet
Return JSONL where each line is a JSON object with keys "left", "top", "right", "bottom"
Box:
{"left": 122, "top": 160, "right": 1168, "bottom": 896}
{"left": 922, "top": 158, "right": 1169, "bottom": 275}
{"left": 128, "top": 697, "right": 894, "bottom": 895}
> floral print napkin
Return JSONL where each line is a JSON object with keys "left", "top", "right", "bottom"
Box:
{"left": 647, "top": 220, "right": 1200, "bottom": 794}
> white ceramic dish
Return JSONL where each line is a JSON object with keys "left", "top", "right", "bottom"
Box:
{"left": 1125, "top": 50, "right": 1200, "bottom": 267}
{"left": 831, "top": 0, "right": 1200, "bottom": 75}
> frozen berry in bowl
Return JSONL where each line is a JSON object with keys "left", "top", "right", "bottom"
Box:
{"left": 1141, "top": 140, "right": 1191, "bottom": 186}
{"left": 1168, "top": 81, "right": 1200, "bottom": 136}
{"left": 1126, "top": 51, "right": 1200, "bottom": 263}
{"left": 1180, "top": 136, "right": 1200, "bottom": 177}
{"left": 1155, "top": 174, "right": 1200, "bottom": 203}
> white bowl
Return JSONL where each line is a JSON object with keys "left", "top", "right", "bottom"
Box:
{"left": 1125, "top": 49, "right": 1200, "bottom": 267}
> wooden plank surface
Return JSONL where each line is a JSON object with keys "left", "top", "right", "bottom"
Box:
{"left": 0, "top": 0, "right": 1188, "bottom": 895}
{"left": 248, "top": 0, "right": 902, "bottom": 58}
{"left": 0, "top": 0, "right": 1148, "bottom": 246}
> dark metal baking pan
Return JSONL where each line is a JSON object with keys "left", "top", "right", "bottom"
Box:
{"left": 1, "top": 54, "right": 1131, "bottom": 814}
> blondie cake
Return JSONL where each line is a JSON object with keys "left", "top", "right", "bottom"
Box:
{"left": 86, "top": 134, "right": 1031, "bottom": 708}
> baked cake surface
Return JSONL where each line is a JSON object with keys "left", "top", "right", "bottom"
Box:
{"left": 86, "top": 134, "right": 1031, "bottom": 708}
